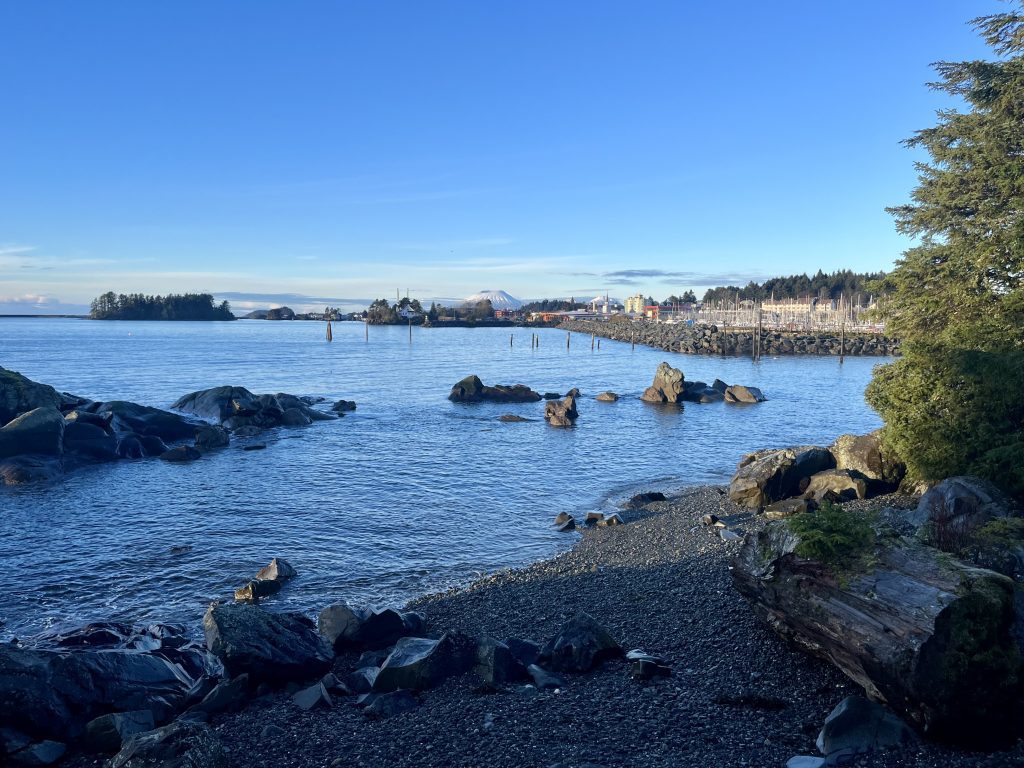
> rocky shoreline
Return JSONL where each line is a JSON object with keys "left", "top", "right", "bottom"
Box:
{"left": 560, "top": 318, "right": 901, "bottom": 357}
{"left": 33, "top": 487, "right": 1021, "bottom": 768}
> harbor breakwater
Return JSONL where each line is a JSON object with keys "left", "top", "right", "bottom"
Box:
{"left": 560, "top": 318, "right": 900, "bottom": 357}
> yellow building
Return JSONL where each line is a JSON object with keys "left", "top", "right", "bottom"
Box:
{"left": 625, "top": 294, "right": 645, "bottom": 314}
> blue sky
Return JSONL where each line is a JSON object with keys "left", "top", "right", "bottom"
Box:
{"left": 0, "top": 1, "right": 1006, "bottom": 313}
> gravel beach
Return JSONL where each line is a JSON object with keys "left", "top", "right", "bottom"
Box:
{"left": 77, "top": 487, "right": 1024, "bottom": 768}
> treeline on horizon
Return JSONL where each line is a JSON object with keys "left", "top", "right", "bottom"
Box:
{"left": 89, "top": 292, "right": 235, "bottom": 321}
{"left": 700, "top": 269, "right": 886, "bottom": 305}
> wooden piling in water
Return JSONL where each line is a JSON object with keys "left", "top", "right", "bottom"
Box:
{"left": 840, "top": 320, "right": 845, "bottom": 364}
{"left": 365, "top": 318, "right": 369, "bottom": 342}
{"left": 591, "top": 333, "right": 595, "bottom": 350}
{"left": 566, "top": 332, "right": 570, "bottom": 350}
{"left": 408, "top": 317, "right": 412, "bottom": 344}
{"left": 326, "top": 320, "right": 333, "bottom": 342}
{"left": 510, "top": 333, "right": 513, "bottom": 348}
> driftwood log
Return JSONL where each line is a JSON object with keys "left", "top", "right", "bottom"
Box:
{"left": 732, "top": 521, "right": 1023, "bottom": 748}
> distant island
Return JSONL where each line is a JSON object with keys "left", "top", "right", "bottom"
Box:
{"left": 89, "top": 292, "right": 235, "bottom": 321}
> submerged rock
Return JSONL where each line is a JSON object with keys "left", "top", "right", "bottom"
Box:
{"left": 724, "top": 384, "right": 766, "bottom": 403}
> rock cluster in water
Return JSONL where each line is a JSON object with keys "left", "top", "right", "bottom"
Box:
{"left": 0, "top": 369, "right": 349, "bottom": 486}
{"left": 640, "top": 361, "right": 765, "bottom": 405}
{"left": 561, "top": 318, "right": 901, "bottom": 356}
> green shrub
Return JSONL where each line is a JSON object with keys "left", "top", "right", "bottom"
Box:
{"left": 788, "top": 501, "right": 876, "bottom": 572}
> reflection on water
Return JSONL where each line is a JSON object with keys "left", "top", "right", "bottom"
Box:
{"left": 0, "top": 319, "right": 888, "bottom": 639}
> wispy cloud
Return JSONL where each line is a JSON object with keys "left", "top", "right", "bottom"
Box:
{"left": 0, "top": 244, "right": 36, "bottom": 257}
{"left": 558, "top": 267, "right": 775, "bottom": 287}
{"left": 390, "top": 237, "right": 515, "bottom": 252}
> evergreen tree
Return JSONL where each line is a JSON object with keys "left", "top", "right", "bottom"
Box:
{"left": 866, "top": 5, "right": 1024, "bottom": 497}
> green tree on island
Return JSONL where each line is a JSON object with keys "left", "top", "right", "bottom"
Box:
{"left": 867, "top": 5, "right": 1024, "bottom": 497}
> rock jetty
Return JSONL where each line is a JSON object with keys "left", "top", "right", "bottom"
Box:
{"left": 561, "top": 318, "right": 900, "bottom": 356}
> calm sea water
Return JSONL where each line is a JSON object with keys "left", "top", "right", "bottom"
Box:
{"left": 0, "top": 318, "right": 888, "bottom": 640}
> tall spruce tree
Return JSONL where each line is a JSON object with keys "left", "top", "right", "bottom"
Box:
{"left": 866, "top": 5, "right": 1024, "bottom": 497}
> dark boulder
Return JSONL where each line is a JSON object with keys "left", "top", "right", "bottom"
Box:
{"left": 505, "top": 638, "right": 541, "bottom": 668}
{"left": 595, "top": 391, "right": 619, "bottom": 402}
{"left": 203, "top": 603, "right": 333, "bottom": 686}
{"left": 448, "top": 375, "right": 542, "bottom": 403}
{"left": 0, "top": 407, "right": 65, "bottom": 459}
{"left": 372, "top": 634, "right": 476, "bottom": 693}
{"left": 539, "top": 612, "right": 622, "bottom": 673}
{"left": 318, "top": 603, "right": 423, "bottom": 652}
{"left": 728, "top": 446, "right": 835, "bottom": 508}
{"left": 498, "top": 414, "right": 530, "bottom": 422}
{"left": 194, "top": 425, "right": 229, "bottom": 451}
{"left": 0, "top": 367, "right": 63, "bottom": 426}
{"left": 63, "top": 420, "right": 118, "bottom": 461}
{"left": 331, "top": 399, "right": 357, "bottom": 413}
{"left": 0, "top": 644, "right": 196, "bottom": 743}
{"left": 108, "top": 720, "right": 227, "bottom": 768}
{"left": 474, "top": 637, "right": 524, "bottom": 685}
{"left": 80, "top": 401, "right": 200, "bottom": 442}
{"left": 172, "top": 386, "right": 334, "bottom": 430}
{"left": 7, "top": 740, "right": 66, "bottom": 766}
{"left": 64, "top": 409, "right": 114, "bottom": 433}
{"left": 82, "top": 710, "right": 156, "bottom": 754}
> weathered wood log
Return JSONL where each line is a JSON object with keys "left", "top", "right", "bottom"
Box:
{"left": 732, "top": 520, "right": 1023, "bottom": 748}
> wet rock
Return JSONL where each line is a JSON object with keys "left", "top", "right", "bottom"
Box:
{"left": 595, "top": 391, "right": 619, "bottom": 402}
{"left": 624, "top": 491, "right": 666, "bottom": 509}
{"left": 539, "top": 612, "right": 622, "bottom": 673}
{"left": 584, "top": 511, "right": 604, "bottom": 526}
{"left": 498, "top": 414, "right": 530, "bottom": 422}
{"left": 0, "top": 407, "right": 65, "bottom": 459}
{"left": 0, "top": 644, "right": 195, "bottom": 743}
{"left": 597, "top": 513, "right": 624, "bottom": 527}
{"left": 0, "top": 456, "right": 63, "bottom": 485}
{"left": 542, "top": 392, "right": 562, "bottom": 400}
{"left": 331, "top": 399, "right": 357, "bottom": 413}
{"left": 816, "top": 696, "right": 914, "bottom": 761}
{"left": 553, "top": 512, "right": 573, "bottom": 526}
{"left": 172, "top": 386, "right": 334, "bottom": 430}
{"left": 194, "top": 424, "right": 230, "bottom": 451}
{"left": 242, "top": 443, "right": 266, "bottom": 451}
{"left": 159, "top": 446, "right": 202, "bottom": 463}
{"left": 724, "top": 384, "right": 766, "bottom": 403}
{"left": 83, "top": 710, "right": 155, "bottom": 754}
{"left": 203, "top": 603, "right": 333, "bottom": 685}
{"left": 108, "top": 720, "right": 227, "bottom": 768}
{"left": 640, "top": 362, "right": 685, "bottom": 404}
{"left": 81, "top": 400, "right": 201, "bottom": 442}
{"left": 786, "top": 758, "right": 825, "bottom": 768}
{"left": 234, "top": 558, "right": 296, "bottom": 602}
{"left": 447, "top": 375, "right": 541, "bottom": 403}
{"left": 138, "top": 435, "right": 170, "bottom": 457}
{"left": 373, "top": 633, "right": 475, "bottom": 692}
{"left": 555, "top": 517, "right": 576, "bottom": 532}
{"left": 281, "top": 407, "right": 313, "bottom": 427}
{"left": 63, "top": 420, "right": 118, "bottom": 460}
{"left": 292, "top": 682, "right": 332, "bottom": 711}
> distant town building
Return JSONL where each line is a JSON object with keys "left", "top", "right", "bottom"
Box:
{"left": 625, "top": 294, "right": 645, "bottom": 314}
